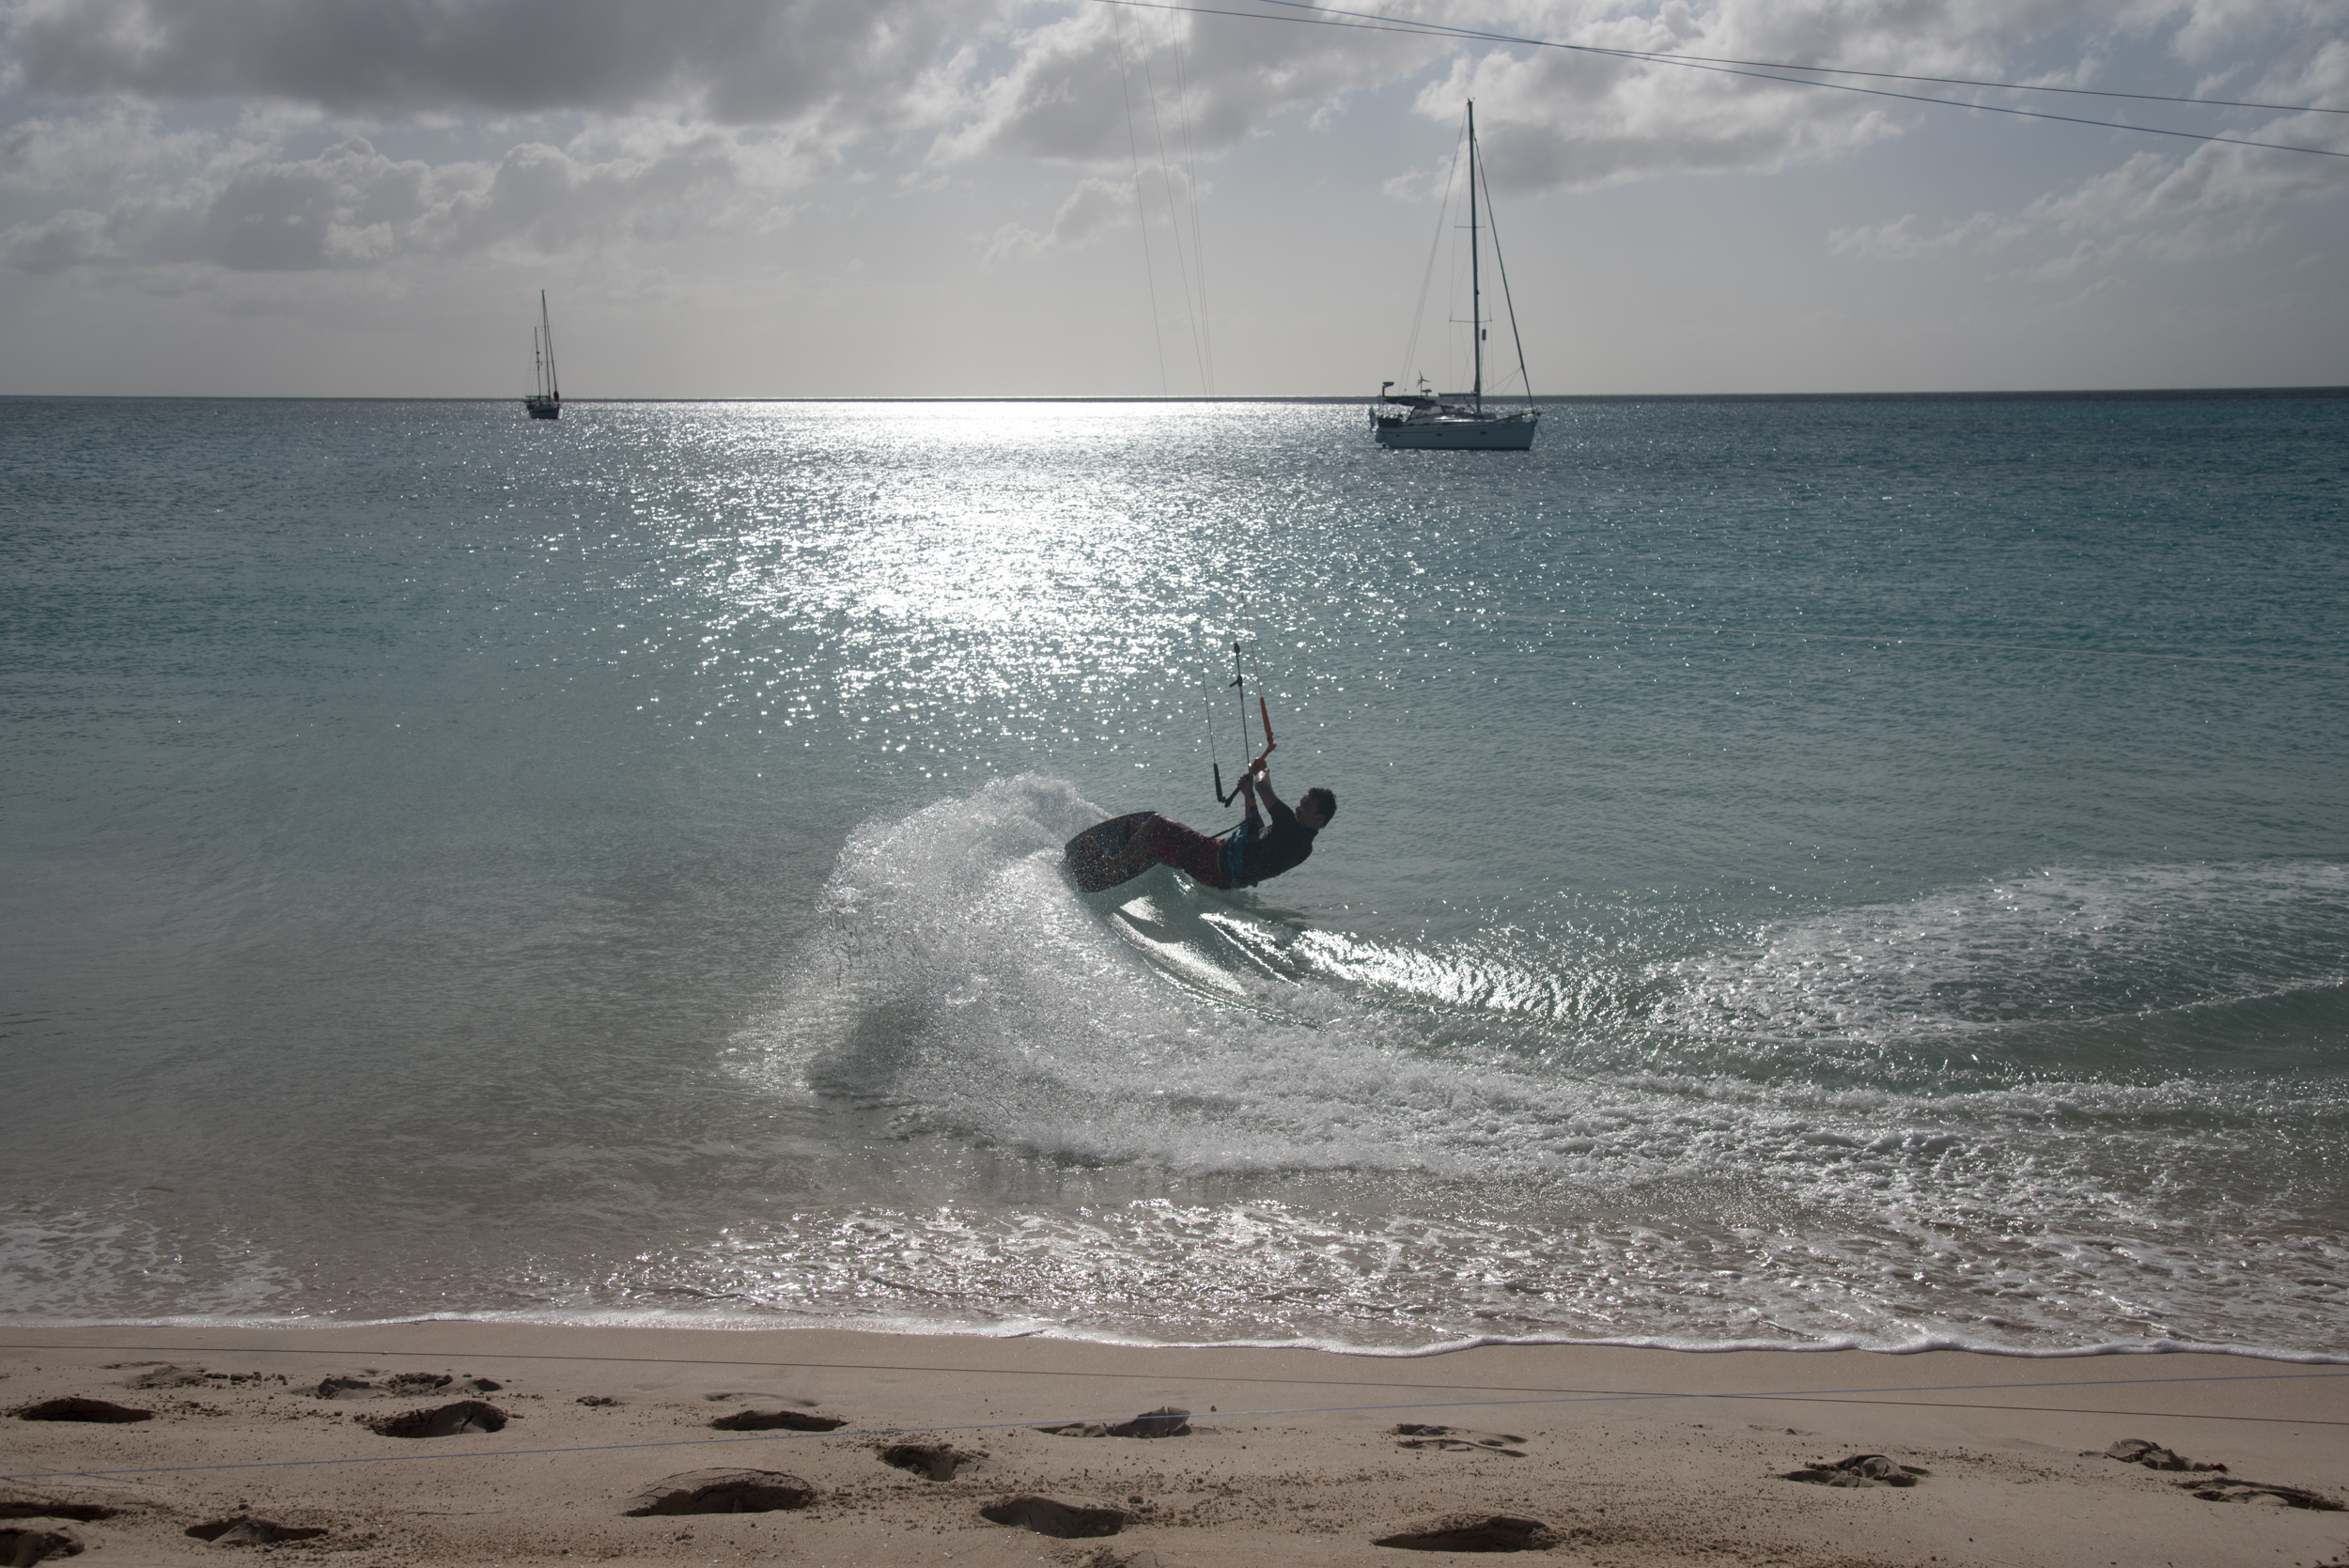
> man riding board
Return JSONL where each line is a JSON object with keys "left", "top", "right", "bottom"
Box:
{"left": 1131, "top": 766, "right": 1335, "bottom": 890}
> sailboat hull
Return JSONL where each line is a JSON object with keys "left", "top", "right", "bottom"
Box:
{"left": 1373, "top": 412, "right": 1537, "bottom": 450}
{"left": 525, "top": 397, "right": 560, "bottom": 420}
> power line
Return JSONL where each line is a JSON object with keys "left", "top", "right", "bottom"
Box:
{"left": 1091, "top": 0, "right": 2349, "bottom": 160}
{"left": 1170, "top": 23, "right": 1219, "bottom": 395}
{"left": 1112, "top": 5, "right": 1173, "bottom": 396}
{"left": 1136, "top": 20, "right": 1214, "bottom": 394}
{"left": 1396, "top": 118, "right": 1460, "bottom": 386}
{"left": 1247, "top": 0, "right": 2349, "bottom": 116}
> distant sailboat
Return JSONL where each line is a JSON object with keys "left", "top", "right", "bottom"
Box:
{"left": 525, "top": 291, "right": 561, "bottom": 419}
{"left": 1371, "top": 102, "right": 1539, "bottom": 452}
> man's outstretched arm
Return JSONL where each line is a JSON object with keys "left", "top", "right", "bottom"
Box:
{"left": 1248, "top": 768, "right": 1296, "bottom": 825}
{"left": 1239, "top": 768, "right": 1266, "bottom": 826}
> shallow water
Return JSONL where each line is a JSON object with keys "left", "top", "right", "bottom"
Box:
{"left": 4, "top": 393, "right": 2345, "bottom": 1356}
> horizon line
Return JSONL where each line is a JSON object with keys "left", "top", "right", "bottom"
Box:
{"left": 4, "top": 385, "right": 2345, "bottom": 405}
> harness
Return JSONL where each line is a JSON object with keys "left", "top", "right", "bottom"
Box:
{"left": 1219, "top": 818, "right": 1255, "bottom": 887}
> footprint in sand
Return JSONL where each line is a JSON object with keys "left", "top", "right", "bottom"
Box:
{"left": 12, "top": 1399, "right": 152, "bottom": 1424}
{"left": 185, "top": 1516, "right": 329, "bottom": 1545}
{"left": 708, "top": 1408, "right": 847, "bottom": 1432}
{"left": 1781, "top": 1454, "right": 1928, "bottom": 1488}
{"left": 2098, "top": 1437, "right": 2226, "bottom": 1472}
{"left": 117, "top": 1365, "right": 208, "bottom": 1389}
{"left": 1072, "top": 1550, "right": 1169, "bottom": 1568}
{"left": 317, "top": 1372, "right": 494, "bottom": 1401}
{"left": 1389, "top": 1422, "right": 1527, "bottom": 1456}
{"left": 879, "top": 1441, "right": 981, "bottom": 1481}
{"left": 979, "top": 1496, "right": 1128, "bottom": 1539}
{"left": 0, "top": 1525, "right": 84, "bottom": 1564}
{"left": 1034, "top": 1407, "right": 1190, "bottom": 1439}
{"left": 2173, "top": 1477, "right": 2344, "bottom": 1511}
{"left": 0, "top": 1502, "right": 117, "bottom": 1524}
{"left": 361, "top": 1401, "right": 510, "bottom": 1438}
{"left": 1373, "top": 1513, "right": 1558, "bottom": 1551}
{"left": 621, "top": 1469, "right": 817, "bottom": 1516}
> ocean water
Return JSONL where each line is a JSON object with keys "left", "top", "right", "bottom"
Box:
{"left": 4, "top": 392, "right": 2345, "bottom": 1358}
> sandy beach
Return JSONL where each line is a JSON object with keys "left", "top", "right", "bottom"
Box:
{"left": 3, "top": 1324, "right": 2343, "bottom": 1566}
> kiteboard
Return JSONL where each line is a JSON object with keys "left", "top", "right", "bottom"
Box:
{"left": 1064, "top": 811, "right": 1157, "bottom": 893}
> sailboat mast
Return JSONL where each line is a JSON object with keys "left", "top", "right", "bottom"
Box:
{"left": 1468, "top": 101, "right": 1482, "bottom": 411}
{"left": 539, "top": 291, "right": 559, "bottom": 400}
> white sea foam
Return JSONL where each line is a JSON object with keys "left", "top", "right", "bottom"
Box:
{"left": 698, "top": 781, "right": 2349, "bottom": 1354}
{"left": 0, "top": 1205, "right": 296, "bottom": 1321}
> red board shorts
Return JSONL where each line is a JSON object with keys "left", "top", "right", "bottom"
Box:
{"left": 1142, "top": 813, "right": 1233, "bottom": 889}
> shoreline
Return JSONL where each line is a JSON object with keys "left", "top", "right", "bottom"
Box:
{"left": 6, "top": 1322, "right": 2344, "bottom": 1566}
{"left": 9, "top": 1312, "right": 2348, "bottom": 1366}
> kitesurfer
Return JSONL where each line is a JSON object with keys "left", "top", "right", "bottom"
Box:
{"left": 1062, "top": 637, "right": 1330, "bottom": 895}
{"left": 1137, "top": 768, "right": 1334, "bottom": 890}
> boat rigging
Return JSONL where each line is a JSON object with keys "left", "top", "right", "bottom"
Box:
{"left": 1371, "top": 101, "right": 1540, "bottom": 451}
{"left": 525, "top": 291, "right": 561, "bottom": 420}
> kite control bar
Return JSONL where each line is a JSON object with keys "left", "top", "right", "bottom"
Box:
{"left": 1211, "top": 640, "right": 1277, "bottom": 806}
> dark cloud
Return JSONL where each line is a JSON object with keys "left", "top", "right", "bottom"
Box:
{"left": 4, "top": 0, "right": 981, "bottom": 128}
{"left": 2, "top": 131, "right": 758, "bottom": 272}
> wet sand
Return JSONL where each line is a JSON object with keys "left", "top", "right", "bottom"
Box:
{"left": 3, "top": 1323, "right": 2344, "bottom": 1566}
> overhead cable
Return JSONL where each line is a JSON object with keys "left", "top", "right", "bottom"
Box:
{"left": 1091, "top": 0, "right": 2349, "bottom": 160}
{"left": 1248, "top": 0, "right": 2349, "bottom": 116}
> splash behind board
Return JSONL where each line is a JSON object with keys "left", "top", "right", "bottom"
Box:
{"left": 1064, "top": 811, "right": 1156, "bottom": 893}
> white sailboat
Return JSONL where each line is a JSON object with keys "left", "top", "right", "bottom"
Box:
{"left": 1372, "top": 102, "right": 1539, "bottom": 451}
{"left": 524, "top": 290, "right": 561, "bottom": 419}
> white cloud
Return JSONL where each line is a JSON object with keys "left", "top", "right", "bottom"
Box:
{"left": 4, "top": 0, "right": 2344, "bottom": 288}
{"left": 1411, "top": 0, "right": 2146, "bottom": 193}
{"left": 2170, "top": 0, "right": 2337, "bottom": 65}
{"left": 1046, "top": 173, "right": 1137, "bottom": 245}
{"left": 982, "top": 163, "right": 1211, "bottom": 267}
{"left": 1828, "top": 209, "right": 2021, "bottom": 257}
{"left": 0, "top": 101, "right": 212, "bottom": 188}
{"left": 1828, "top": 212, "right": 1932, "bottom": 258}
{"left": 2020, "top": 132, "right": 2347, "bottom": 258}
{"left": 939, "top": 3, "right": 1433, "bottom": 167}
{"left": 1827, "top": 120, "right": 2348, "bottom": 286}
{"left": 1, "top": 126, "right": 793, "bottom": 273}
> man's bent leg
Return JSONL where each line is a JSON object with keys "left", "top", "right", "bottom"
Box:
{"left": 1142, "top": 814, "right": 1231, "bottom": 888}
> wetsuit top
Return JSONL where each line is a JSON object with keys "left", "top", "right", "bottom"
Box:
{"left": 1224, "top": 794, "right": 1316, "bottom": 887}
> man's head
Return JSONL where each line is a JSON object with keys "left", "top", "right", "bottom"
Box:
{"left": 1299, "top": 787, "right": 1336, "bottom": 831}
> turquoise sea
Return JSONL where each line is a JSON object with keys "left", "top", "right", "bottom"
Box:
{"left": 4, "top": 391, "right": 2345, "bottom": 1358}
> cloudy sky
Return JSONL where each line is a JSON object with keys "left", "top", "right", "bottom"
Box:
{"left": 1, "top": 0, "right": 2341, "bottom": 396}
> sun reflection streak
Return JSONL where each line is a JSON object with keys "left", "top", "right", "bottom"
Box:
{"left": 521, "top": 400, "right": 1355, "bottom": 777}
